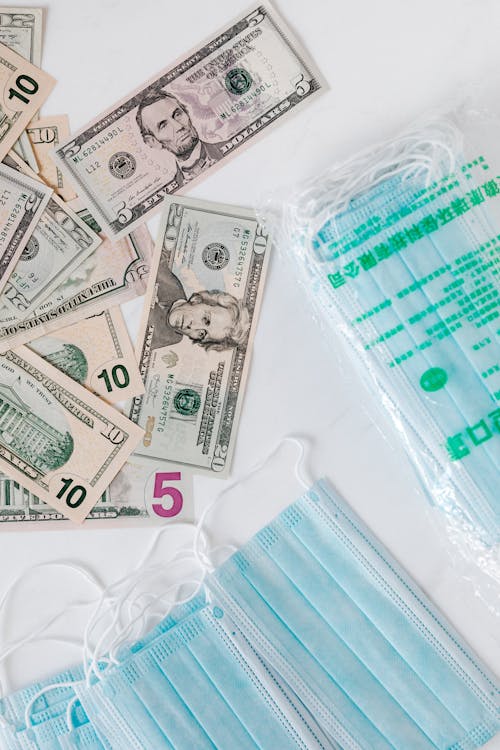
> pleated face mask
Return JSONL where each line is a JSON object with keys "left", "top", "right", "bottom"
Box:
{"left": 272, "top": 119, "right": 500, "bottom": 549}
{"left": 1, "top": 479, "right": 498, "bottom": 750}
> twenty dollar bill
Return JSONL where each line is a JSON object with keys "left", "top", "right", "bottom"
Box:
{"left": 129, "top": 196, "right": 270, "bottom": 476}
{"left": 0, "top": 346, "right": 143, "bottom": 522}
{"left": 54, "top": 2, "right": 325, "bottom": 239}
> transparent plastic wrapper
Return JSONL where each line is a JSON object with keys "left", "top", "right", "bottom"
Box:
{"left": 259, "top": 108, "right": 500, "bottom": 608}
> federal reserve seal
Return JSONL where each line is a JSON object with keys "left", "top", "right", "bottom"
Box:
{"left": 202, "top": 242, "right": 230, "bottom": 270}
{"left": 225, "top": 68, "right": 252, "bottom": 95}
{"left": 174, "top": 388, "right": 201, "bottom": 417}
{"left": 108, "top": 152, "right": 136, "bottom": 180}
{"left": 20, "top": 236, "right": 39, "bottom": 261}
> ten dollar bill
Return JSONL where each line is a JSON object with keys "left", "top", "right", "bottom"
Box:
{"left": 0, "top": 346, "right": 143, "bottom": 522}
{"left": 0, "top": 7, "right": 43, "bottom": 172}
{"left": 28, "top": 307, "right": 144, "bottom": 404}
{"left": 0, "top": 38, "right": 54, "bottom": 160}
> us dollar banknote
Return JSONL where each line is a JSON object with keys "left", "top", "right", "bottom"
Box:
{"left": 129, "top": 196, "right": 270, "bottom": 476}
{"left": 0, "top": 38, "right": 54, "bottom": 160}
{"left": 0, "top": 459, "right": 193, "bottom": 527}
{"left": 0, "top": 7, "right": 43, "bottom": 172}
{"left": 54, "top": 2, "right": 325, "bottom": 240}
{"left": 27, "top": 114, "right": 76, "bottom": 200}
{"left": 0, "top": 199, "right": 152, "bottom": 350}
{"left": 0, "top": 8, "right": 42, "bottom": 68}
{"left": 0, "top": 157, "right": 51, "bottom": 295}
{"left": 0, "top": 150, "right": 101, "bottom": 317}
{"left": 12, "top": 129, "right": 37, "bottom": 172}
{"left": 0, "top": 346, "right": 143, "bottom": 523}
{"left": 28, "top": 307, "right": 145, "bottom": 405}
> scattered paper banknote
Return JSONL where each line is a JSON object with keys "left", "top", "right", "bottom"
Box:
{"left": 0, "top": 157, "right": 52, "bottom": 295}
{"left": 0, "top": 199, "right": 152, "bottom": 350}
{"left": 0, "top": 460, "right": 194, "bottom": 526}
{"left": 27, "top": 114, "right": 76, "bottom": 200}
{"left": 28, "top": 307, "right": 145, "bottom": 404}
{"left": 12, "top": 130, "right": 37, "bottom": 171}
{"left": 0, "top": 346, "right": 143, "bottom": 522}
{"left": 0, "top": 38, "right": 54, "bottom": 161}
{"left": 129, "top": 196, "right": 270, "bottom": 477}
{"left": 108, "top": 459, "right": 194, "bottom": 522}
{"left": 54, "top": 2, "right": 325, "bottom": 239}
{"left": 0, "top": 7, "right": 43, "bottom": 172}
{"left": 0, "top": 7, "right": 42, "bottom": 66}
{"left": 0, "top": 150, "right": 101, "bottom": 317}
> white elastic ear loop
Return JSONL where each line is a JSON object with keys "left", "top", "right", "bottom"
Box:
{"left": 301, "top": 121, "right": 462, "bottom": 244}
{"left": 82, "top": 542, "right": 207, "bottom": 669}
{"left": 193, "top": 434, "right": 314, "bottom": 572}
{"left": 82, "top": 527, "right": 211, "bottom": 683}
{"left": 0, "top": 561, "right": 104, "bottom": 699}
{"left": 23, "top": 679, "right": 78, "bottom": 732}
{"left": 66, "top": 695, "right": 79, "bottom": 732}
{"left": 104, "top": 567, "right": 206, "bottom": 665}
{"left": 0, "top": 560, "right": 104, "bottom": 621}
{"left": 107, "top": 577, "right": 204, "bottom": 666}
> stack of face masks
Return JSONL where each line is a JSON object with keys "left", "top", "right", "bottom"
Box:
{"left": 1, "top": 480, "right": 498, "bottom": 749}
{"left": 275, "top": 119, "right": 500, "bottom": 549}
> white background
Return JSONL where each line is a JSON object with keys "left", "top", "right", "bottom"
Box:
{"left": 0, "top": 0, "right": 499, "bottom": 747}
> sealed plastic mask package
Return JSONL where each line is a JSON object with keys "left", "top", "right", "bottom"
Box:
{"left": 0, "top": 478, "right": 498, "bottom": 750}
{"left": 261, "top": 113, "right": 500, "bottom": 598}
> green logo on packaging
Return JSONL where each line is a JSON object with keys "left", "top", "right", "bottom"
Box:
{"left": 420, "top": 367, "right": 448, "bottom": 392}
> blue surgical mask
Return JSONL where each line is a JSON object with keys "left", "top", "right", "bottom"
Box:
{"left": 0, "top": 666, "right": 85, "bottom": 750}
{"left": 288, "top": 125, "right": 500, "bottom": 545}
{"left": 207, "top": 479, "right": 500, "bottom": 750}
{"left": 59, "top": 722, "right": 104, "bottom": 750}
{"left": 123, "top": 590, "right": 207, "bottom": 658}
{"left": 2, "top": 479, "right": 498, "bottom": 750}
{"left": 0, "top": 688, "right": 89, "bottom": 750}
{"left": 75, "top": 602, "right": 330, "bottom": 750}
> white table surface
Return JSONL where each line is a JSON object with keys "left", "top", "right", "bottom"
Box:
{"left": 0, "top": 0, "right": 499, "bottom": 746}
